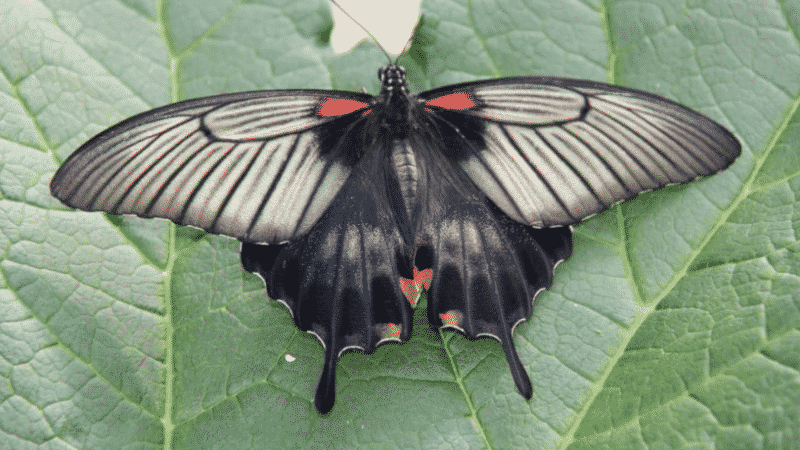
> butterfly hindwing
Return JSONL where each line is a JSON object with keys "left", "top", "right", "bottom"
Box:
{"left": 241, "top": 141, "right": 414, "bottom": 414}
{"left": 50, "top": 90, "right": 373, "bottom": 244}
{"left": 419, "top": 77, "right": 741, "bottom": 228}
{"left": 405, "top": 130, "right": 572, "bottom": 399}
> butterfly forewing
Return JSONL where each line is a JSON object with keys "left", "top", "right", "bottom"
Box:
{"left": 51, "top": 90, "right": 373, "bottom": 244}
{"left": 420, "top": 78, "right": 741, "bottom": 228}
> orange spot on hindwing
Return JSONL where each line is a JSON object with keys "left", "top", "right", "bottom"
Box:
{"left": 416, "top": 269, "right": 432, "bottom": 290}
{"left": 380, "top": 323, "right": 402, "bottom": 340}
{"left": 399, "top": 277, "right": 418, "bottom": 307}
{"left": 439, "top": 310, "right": 464, "bottom": 328}
{"left": 399, "top": 267, "right": 433, "bottom": 308}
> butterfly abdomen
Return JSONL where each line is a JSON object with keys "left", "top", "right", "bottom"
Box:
{"left": 390, "top": 138, "right": 419, "bottom": 219}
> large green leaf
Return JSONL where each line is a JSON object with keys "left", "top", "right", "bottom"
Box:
{"left": 1, "top": 0, "right": 798, "bottom": 448}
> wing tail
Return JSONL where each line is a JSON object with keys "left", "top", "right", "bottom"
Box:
{"left": 422, "top": 179, "right": 572, "bottom": 398}
{"left": 500, "top": 326, "right": 533, "bottom": 399}
{"left": 315, "top": 344, "right": 339, "bottom": 414}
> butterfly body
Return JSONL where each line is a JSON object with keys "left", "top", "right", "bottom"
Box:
{"left": 51, "top": 64, "right": 740, "bottom": 414}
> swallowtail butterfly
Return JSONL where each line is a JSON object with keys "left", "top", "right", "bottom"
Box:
{"left": 50, "top": 31, "right": 740, "bottom": 415}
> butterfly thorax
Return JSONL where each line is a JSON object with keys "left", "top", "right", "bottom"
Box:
{"left": 377, "top": 65, "right": 410, "bottom": 95}
{"left": 375, "top": 65, "right": 413, "bottom": 130}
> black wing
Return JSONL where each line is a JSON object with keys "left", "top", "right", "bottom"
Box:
{"left": 418, "top": 77, "right": 741, "bottom": 227}
{"left": 50, "top": 90, "right": 373, "bottom": 244}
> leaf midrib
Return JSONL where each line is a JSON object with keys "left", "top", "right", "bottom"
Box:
{"left": 556, "top": 50, "right": 800, "bottom": 450}
{"left": 157, "top": 0, "right": 177, "bottom": 447}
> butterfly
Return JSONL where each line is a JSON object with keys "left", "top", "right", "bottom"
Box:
{"left": 50, "top": 62, "right": 740, "bottom": 414}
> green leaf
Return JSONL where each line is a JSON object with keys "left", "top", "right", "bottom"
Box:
{"left": 1, "top": 0, "right": 798, "bottom": 448}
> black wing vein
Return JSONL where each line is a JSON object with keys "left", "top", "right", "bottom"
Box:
{"left": 523, "top": 128, "right": 581, "bottom": 222}
{"left": 538, "top": 127, "right": 609, "bottom": 208}
{"left": 176, "top": 143, "right": 238, "bottom": 223}
{"left": 594, "top": 105, "right": 693, "bottom": 179}
{"left": 142, "top": 139, "right": 214, "bottom": 217}
{"left": 210, "top": 140, "right": 270, "bottom": 232}
{"left": 560, "top": 124, "right": 635, "bottom": 199}
{"left": 115, "top": 128, "right": 207, "bottom": 213}
{"left": 614, "top": 100, "right": 717, "bottom": 175}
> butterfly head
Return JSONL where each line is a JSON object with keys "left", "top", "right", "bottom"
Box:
{"left": 378, "top": 65, "right": 408, "bottom": 93}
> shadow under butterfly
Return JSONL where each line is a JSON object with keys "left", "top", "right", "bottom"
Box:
{"left": 50, "top": 63, "right": 740, "bottom": 413}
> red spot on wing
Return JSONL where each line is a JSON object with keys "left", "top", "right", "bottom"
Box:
{"left": 317, "top": 98, "right": 369, "bottom": 117}
{"left": 424, "top": 92, "right": 476, "bottom": 111}
{"left": 380, "top": 323, "right": 402, "bottom": 340}
{"left": 399, "top": 267, "right": 433, "bottom": 308}
{"left": 439, "top": 310, "right": 464, "bottom": 327}
{"left": 399, "top": 277, "right": 416, "bottom": 306}
{"left": 416, "top": 269, "right": 432, "bottom": 290}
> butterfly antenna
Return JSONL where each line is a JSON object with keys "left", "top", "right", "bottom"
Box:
{"left": 328, "top": 0, "right": 394, "bottom": 63}
{"left": 395, "top": 34, "right": 415, "bottom": 64}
